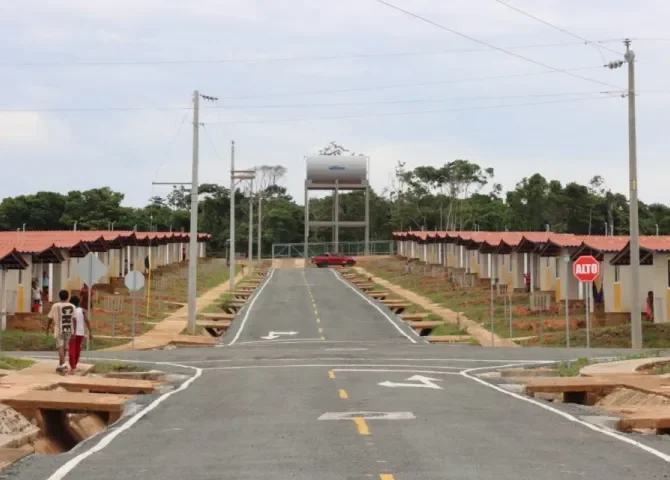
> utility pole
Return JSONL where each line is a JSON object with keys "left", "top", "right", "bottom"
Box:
{"left": 605, "top": 39, "right": 642, "bottom": 349}
{"left": 626, "top": 39, "right": 642, "bottom": 349}
{"left": 248, "top": 180, "right": 254, "bottom": 271}
{"left": 257, "top": 193, "right": 262, "bottom": 262}
{"left": 229, "top": 141, "right": 236, "bottom": 292}
{"left": 229, "top": 142, "right": 256, "bottom": 290}
{"left": 186, "top": 89, "right": 200, "bottom": 336}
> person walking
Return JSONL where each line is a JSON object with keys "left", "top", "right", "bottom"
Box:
{"left": 68, "top": 295, "right": 92, "bottom": 372}
{"left": 45, "top": 290, "right": 75, "bottom": 374}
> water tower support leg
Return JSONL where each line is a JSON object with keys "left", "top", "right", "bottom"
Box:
{"left": 304, "top": 185, "right": 309, "bottom": 260}
{"left": 364, "top": 186, "right": 370, "bottom": 256}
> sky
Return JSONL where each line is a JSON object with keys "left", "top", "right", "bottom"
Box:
{"left": 2, "top": 0, "right": 670, "bottom": 208}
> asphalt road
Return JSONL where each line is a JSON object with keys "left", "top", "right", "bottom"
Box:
{"left": 6, "top": 268, "right": 670, "bottom": 479}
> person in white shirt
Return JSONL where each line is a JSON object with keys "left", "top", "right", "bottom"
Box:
{"left": 68, "top": 295, "right": 93, "bottom": 372}
{"left": 45, "top": 290, "right": 76, "bottom": 374}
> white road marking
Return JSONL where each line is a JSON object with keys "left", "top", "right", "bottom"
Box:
{"left": 44, "top": 357, "right": 202, "bottom": 480}
{"left": 461, "top": 364, "right": 670, "bottom": 463}
{"left": 260, "top": 331, "right": 299, "bottom": 340}
{"left": 378, "top": 375, "right": 443, "bottom": 389}
{"left": 319, "top": 411, "right": 415, "bottom": 420}
{"left": 330, "top": 269, "right": 417, "bottom": 344}
{"left": 226, "top": 268, "right": 276, "bottom": 346}
{"left": 334, "top": 369, "right": 459, "bottom": 375}
{"left": 202, "top": 364, "right": 466, "bottom": 371}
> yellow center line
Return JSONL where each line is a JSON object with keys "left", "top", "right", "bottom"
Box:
{"left": 316, "top": 318, "right": 320, "bottom": 323}
{"left": 318, "top": 327, "right": 323, "bottom": 333}
{"left": 338, "top": 389, "right": 348, "bottom": 399}
{"left": 328, "top": 370, "right": 335, "bottom": 379}
{"left": 352, "top": 417, "right": 370, "bottom": 435}
{"left": 320, "top": 335, "right": 326, "bottom": 340}
{"left": 380, "top": 475, "right": 394, "bottom": 480}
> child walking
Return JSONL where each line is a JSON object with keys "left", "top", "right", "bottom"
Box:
{"left": 68, "top": 295, "right": 93, "bottom": 372}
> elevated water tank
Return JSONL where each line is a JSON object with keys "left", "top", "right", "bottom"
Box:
{"left": 305, "top": 155, "right": 368, "bottom": 185}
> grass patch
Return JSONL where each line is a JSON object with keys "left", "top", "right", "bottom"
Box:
{"left": 201, "top": 293, "right": 233, "bottom": 314}
{"left": 522, "top": 324, "right": 670, "bottom": 349}
{"left": 653, "top": 363, "right": 670, "bottom": 375}
{"left": 92, "top": 361, "right": 145, "bottom": 374}
{"left": 0, "top": 331, "right": 128, "bottom": 351}
{"left": 0, "top": 355, "right": 35, "bottom": 370}
{"left": 552, "top": 357, "right": 592, "bottom": 377}
{"left": 430, "top": 322, "right": 468, "bottom": 336}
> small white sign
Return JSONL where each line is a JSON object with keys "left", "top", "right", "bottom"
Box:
{"left": 261, "top": 331, "right": 298, "bottom": 340}
{"left": 378, "top": 375, "right": 444, "bottom": 390}
{"left": 124, "top": 271, "right": 145, "bottom": 292}
{"left": 318, "top": 412, "right": 415, "bottom": 420}
{"left": 76, "top": 252, "right": 108, "bottom": 286}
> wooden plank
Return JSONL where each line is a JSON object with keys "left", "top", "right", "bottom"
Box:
{"left": 3, "top": 391, "right": 129, "bottom": 412}
{"left": 524, "top": 377, "right": 620, "bottom": 395}
{"left": 400, "top": 313, "right": 429, "bottom": 321}
{"left": 59, "top": 377, "right": 157, "bottom": 395}
{"left": 619, "top": 410, "right": 670, "bottom": 431}
{"left": 199, "top": 312, "right": 235, "bottom": 320}
{"left": 407, "top": 321, "right": 444, "bottom": 328}
{"left": 196, "top": 319, "right": 232, "bottom": 328}
{"left": 427, "top": 335, "right": 471, "bottom": 343}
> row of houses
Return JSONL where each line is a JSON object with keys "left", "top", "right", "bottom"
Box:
{"left": 0, "top": 230, "right": 211, "bottom": 316}
{"left": 392, "top": 231, "right": 670, "bottom": 324}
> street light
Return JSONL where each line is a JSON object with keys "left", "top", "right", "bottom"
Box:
{"left": 606, "top": 38, "right": 642, "bottom": 349}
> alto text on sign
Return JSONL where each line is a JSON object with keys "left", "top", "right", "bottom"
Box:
{"left": 573, "top": 255, "right": 600, "bottom": 282}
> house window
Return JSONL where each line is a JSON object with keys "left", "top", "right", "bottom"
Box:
{"left": 667, "top": 259, "right": 670, "bottom": 287}
{"left": 501, "top": 256, "right": 504, "bottom": 265}
{"left": 555, "top": 258, "right": 560, "bottom": 278}
{"left": 546, "top": 258, "right": 550, "bottom": 267}
{"left": 615, "top": 265, "right": 620, "bottom": 282}
{"left": 18, "top": 270, "right": 23, "bottom": 285}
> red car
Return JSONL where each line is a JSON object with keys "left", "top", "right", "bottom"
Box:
{"left": 311, "top": 252, "right": 356, "bottom": 268}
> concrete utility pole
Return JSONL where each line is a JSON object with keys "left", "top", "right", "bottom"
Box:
{"left": 257, "top": 192, "right": 262, "bottom": 262}
{"left": 229, "top": 141, "right": 236, "bottom": 292}
{"left": 605, "top": 39, "right": 642, "bottom": 349}
{"left": 625, "top": 39, "right": 642, "bottom": 349}
{"left": 186, "top": 89, "right": 200, "bottom": 335}
{"left": 229, "top": 142, "right": 256, "bottom": 291}
{"left": 248, "top": 180, "right": 254, "bottom": 271}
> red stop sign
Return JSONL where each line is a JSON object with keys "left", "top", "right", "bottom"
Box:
{"left": 573, "top": 255, "right": 600, "bottom": 282}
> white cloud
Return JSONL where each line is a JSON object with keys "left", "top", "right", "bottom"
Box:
{"left": 2, "top": 0, "right": 670, "bottom": 210}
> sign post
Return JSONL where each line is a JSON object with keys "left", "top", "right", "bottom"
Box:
{"left": 124, "top": 271, "right": 145, "bottom": 349}
{"left": 572, "top": 255, "right": 601, "bottom": 351}
{"left": 563, "top": 254, "right": 571, "bottom": 348}
{"left": 489, "top": 277, "right": 495, "bottom": 347}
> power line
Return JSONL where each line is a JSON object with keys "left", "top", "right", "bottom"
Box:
{"left": 0, "top": 89, "right": 629, "bottom": 113}
{"left": 152, "top": 107, "right": 192, "bottom": 181}
{"left": 493, "top": 0, "right": 623, "bottom": 57}
{"left": 219, "top": 65, "right": 608, "bottom": 100}
{"left": 373, "top": 0, "right": 623, "bottom": 90}
{"left": 0, "top": 40, "right": 625, "bottom": 68}
{"left": 206, "top": 95, "right": 617, "bottom": 126}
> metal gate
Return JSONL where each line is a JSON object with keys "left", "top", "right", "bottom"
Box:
{"left": 271, "top": 241, "right": 394, "bottom": 259}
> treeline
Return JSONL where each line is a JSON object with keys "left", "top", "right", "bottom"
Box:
{"left": 1, "top": 142, "right": 668, "bottom": 255}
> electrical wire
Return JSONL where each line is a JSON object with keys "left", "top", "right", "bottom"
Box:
{"left": 0, "top": 65, "right": 613, "bottom": 114}
{"left": 0, "top": 40, "right": 625, "bottom": 68}
{"left": 373, "top": 0, "right": 623, "bottom": 90}
{"left": 0, "top": 89, "right": 627, "bottom": 113}
{"left": 152, "top": 107, "right": 192, "bottom": 182}
{"left": 206, "top": 95, "right": 617, "bottom": 126}
{"left": 493, "top": 0, "right": 623, "bottom": 57}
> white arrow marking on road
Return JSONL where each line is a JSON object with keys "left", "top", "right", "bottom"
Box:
{"left": 378, "top": 375, "right": 444, "bottom": 390}
{"left": 261, "top": 331, "right": 299, "bottom": 340}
